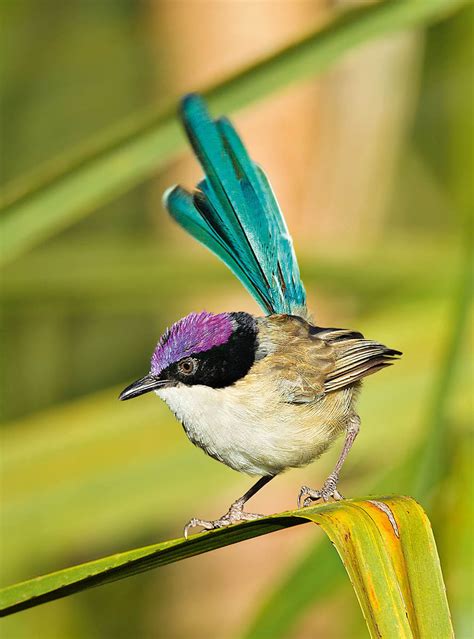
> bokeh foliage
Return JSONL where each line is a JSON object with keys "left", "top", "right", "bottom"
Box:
{"left": 1, "top": 1, "right": 472, "bottom": 637}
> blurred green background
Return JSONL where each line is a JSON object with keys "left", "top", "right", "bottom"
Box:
{"left": 1, "top": 1, "right": 472, "bottom": 637}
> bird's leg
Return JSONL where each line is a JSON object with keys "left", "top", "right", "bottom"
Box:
{"left": 298, "top": 414, "right": 360, "bottom": 508}
{"left": 184, "top": 475, "right": 274, "bottom": 539}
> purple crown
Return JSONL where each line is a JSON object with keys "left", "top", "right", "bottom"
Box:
{"left": 151, "top": 311, "right": 234, "bottom": 375}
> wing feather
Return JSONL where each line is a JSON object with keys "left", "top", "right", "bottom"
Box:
{"left": 257, "top": 318, "right": 401, "bottom": 402}
{"left": 322, "top": 332, "right": 401, "bottom": 393}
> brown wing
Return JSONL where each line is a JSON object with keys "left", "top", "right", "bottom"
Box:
{"left": 314, "top": 328, "right": 401, "bottom": 393}
{"left": 257, "top": 316, "right": 401, "bottom": 403}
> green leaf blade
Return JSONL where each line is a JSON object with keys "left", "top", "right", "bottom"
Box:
{"left": 0, "top": 496, "right": 454, "bottom": 639}
{"left": 0, "top": 516, "right": 302, "bottom": 617}
{"left": 391, "top": 498, "right": 454, "bottom": 638}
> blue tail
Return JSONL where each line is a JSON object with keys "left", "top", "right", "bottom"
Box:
{"left": 163, "top": 94, "right": 307, "bottom": 317}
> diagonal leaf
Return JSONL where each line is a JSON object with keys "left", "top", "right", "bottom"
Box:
{"left": 243, "top": 231, "right": 472, "bottom": 639}
{"left": 0, "top": 0, "right": 467, "bottom": 265}
{"left": 2, "top": 295, "right": 459, "bottom": 582}
{"left": 0, "top": 496, "right": 453, "bottom": 639}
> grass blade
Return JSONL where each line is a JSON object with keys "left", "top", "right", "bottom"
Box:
{"left": 0, "top": 0, "right": 467, "bottom": 265}
{"left": 243, "top": 240, "right": 471, "bottom": 639}
{"left": 0, "top": 496, "right": 453, "bottom": 639}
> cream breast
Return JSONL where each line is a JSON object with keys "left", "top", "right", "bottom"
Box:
{"left": 157, "top": 378, "right": 354, "bottom": 476}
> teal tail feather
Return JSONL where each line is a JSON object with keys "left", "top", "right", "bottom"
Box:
{"left": 163, "top": 94, "right": 307, "bottom": 317}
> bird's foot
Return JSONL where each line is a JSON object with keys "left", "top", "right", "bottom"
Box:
{"left": 297, "top": 473, "right": 344, "bottom": 508}
{"left": 183, "top": 502, "right": 263, "bottom": 539}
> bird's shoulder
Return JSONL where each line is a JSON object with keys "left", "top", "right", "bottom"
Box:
{"left": 252, "top": 314, "right": 336, "bottom": 404}
{"left": 252, "top": 314, "right": 399, "bottom": 401}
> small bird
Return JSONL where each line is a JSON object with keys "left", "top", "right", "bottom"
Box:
{"left": 120, "top": 94, "right": 401, "bottom": 538}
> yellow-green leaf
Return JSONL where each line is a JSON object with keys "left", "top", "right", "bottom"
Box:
{"left": 0, "top": 496, "right": 453, "bottom": 638}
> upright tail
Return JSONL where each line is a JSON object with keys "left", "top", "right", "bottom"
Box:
{"left": 163, "top": 94, "right": 307, "bottom": 317}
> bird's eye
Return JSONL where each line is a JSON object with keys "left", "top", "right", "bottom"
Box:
{"left": 178, "top": 358, "right": 197, "bottom": 376}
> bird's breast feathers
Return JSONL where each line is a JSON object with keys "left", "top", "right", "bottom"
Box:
{"left": 156, "top": 361, "right": 354, "bottom": 476}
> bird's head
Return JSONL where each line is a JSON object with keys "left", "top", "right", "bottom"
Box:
{"left": 119, "top": 311, "right": 258, "bottom": 400}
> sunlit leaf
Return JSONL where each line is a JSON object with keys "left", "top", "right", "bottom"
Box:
{"left": 0, "top": 0, "right": 467, "bottom": 265}
{"left": 0, "top": 497, "right": 453, "bottom": 638}
{"left": 244, "top": 235, "right": 471, "bottom": 639}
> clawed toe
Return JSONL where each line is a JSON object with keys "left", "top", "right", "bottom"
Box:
{"left": 298, "top": 474, "right": 343, "bottom": 508}
{"left": 184, "top": 509, "right": 263, "bottom": 539}
{"left": 183, "top": 517, "right": 215, "bottom": 539}
{"left": 298, "top": 485, "right": 317, "bottom": 508}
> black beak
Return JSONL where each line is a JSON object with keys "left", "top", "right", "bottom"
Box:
{"left": 119, "top": 375, "right": 167, "bottom": 401}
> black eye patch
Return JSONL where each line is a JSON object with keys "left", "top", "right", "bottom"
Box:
{"left": 161, "top": 313, "right": 258, "bottom": 388}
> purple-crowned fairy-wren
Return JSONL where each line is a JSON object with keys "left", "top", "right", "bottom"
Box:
{"left": 120, "top": 95, "right": 401, "bottom": 538}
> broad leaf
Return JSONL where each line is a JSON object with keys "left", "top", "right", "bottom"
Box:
{"left": 244, "top": 232, "right": 472, "bottom": 639}
{"left": 0, "top": 496, "right": 453, "bottom": 638}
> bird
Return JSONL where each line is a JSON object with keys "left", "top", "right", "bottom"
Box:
{"left": 119, "top": 93, "right": 401, "bottom": 538}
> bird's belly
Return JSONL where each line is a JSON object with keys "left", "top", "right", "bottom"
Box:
{"left": 157, "top": 385, "right": 353, "bottom": 476}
